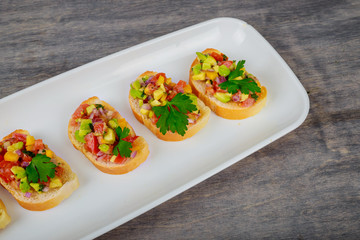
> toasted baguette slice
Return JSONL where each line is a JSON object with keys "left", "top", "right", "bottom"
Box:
{"left": 189, "top": 48, "right": 267, "bottom": 120}
{"left": 129, "top": 71, "right": 211, "bottom": 141}
{"left": 68, "top": 96, "right": 149, "bottom": 174}
{"left": 0, "top": 130, "right": 79, "bottom": 211}
{"left": 0, "top": 200, "right": 11, "bottom": 229}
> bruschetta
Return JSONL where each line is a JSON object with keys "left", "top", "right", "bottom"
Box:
{"left": 0, "top": 130, "right": 79, "bottom": 211}
{"left": 0, "top": 199, "right": 11, "bottom": 229}
{"left": 189, "top": 48, "right": 267, "bottom": 120}
{"left": 68, "top": 96, "right": 149, "bottom": 174}
{"left": 129, "top": 71, "right": 211, "bottom": 141}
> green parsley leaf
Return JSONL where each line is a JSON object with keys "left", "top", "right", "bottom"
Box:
{"left": 113, "top": 127, "right": 132, "bottom": 158}
{"left": 228, "top": 60, "right": 245, "bottom": 81}
{"left": 26, "top": 154, "right": 56, "bottom": 183}
{"left": 22, "top": 150, "right": 35, "bottom": 158}
{"left": 152, "top": 93, "right": 197, "bottom": 136}
{"left": 219, "top": 78, "right": 261, "bottom": 95}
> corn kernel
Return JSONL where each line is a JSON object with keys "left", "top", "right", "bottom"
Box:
{"left": 4, "top": 151, "right": 19, "bottom": 162}
{"left": 140, "top": 108, "right": 149, "bottom": 116}
{"left": 156, "top": 75, "right": 165, "bottom": 85}
{"left": 46, "top": 150, "right": 54, "bottom": 158}
{"left": 184, "top": 85, "right": 192, "bottom": 94}
{"left": 206, "top": 71, "right": 218, "bottom": 81}
{"left": 148, "top": 110, "right": 154, "bottom": 118}
{"left": 160, "top": 93, "right": 168, "bottom": 102}
{"left": 26, "top": 135, "right": 35, "bottom": 146}
{"left": 153, "top": 89, "right": 164, "bottom": 100}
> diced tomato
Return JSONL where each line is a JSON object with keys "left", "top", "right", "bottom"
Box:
{"left": 173, "top": 80, "right": 187, "bottom": 94}
{"left": 23, "top": 154, "right": 32, "bottom": 162}
{"left": 55, "top": 166, "right": 64, "bottom": 177}
{"left": 0, "top": 161, "right": 17, "bottom": 183}
{"left": 84, "top": 133, "right": 99, "bottom": 154}
{"left": 145, "top": 83, "right": 157, "bottom": 95}
{"left": 0, "top": 155, "right": 3, "bottom": 161}
{"left": 241, "top": 97, "right": 256, "bottom": 107}
{"left": 211, "top": 52, "right": 224, "bottom": 62}
{"left": 34, "top": 139, "right": 44, "bottom": 152}
{"left": 219, "top": 61, "right": 233, "bottom": 68}
{"left": 152, "top": 73, "right": 166, "bottom": 83}
{"left": 13, "top": 133, "right": 27, "bottom": 143}
{"left": 123, "top": 135, "right": 138, "bottom": 143}
{"left": 167, "top": 91, "right": 177, "bottom": 101}
{"left": 94, "top": 122, "right": 106, "bottom": 135}
{"left": 72, "top": 104, "right": 89, "bottom": 120}
{"left": 113, "top": 155, "right": 127, "bottom": 164}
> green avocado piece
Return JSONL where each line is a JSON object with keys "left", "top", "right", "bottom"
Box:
{"left": 192, "top": 72, "right": 206, "bottom": 81}
{"left": 132, "top": 80, "right": 141, "bottom": 90}
{"left": 75, "top": 130, "right": 86, "bottom": 143}
{"left": 30, "top": 183, "right": 42, "bottom": 192}
{"left": 108, "top": 118, "right": 119, "bottom": 129}
{"left": 11, "top": 166, "right": 26, "bottom": 179}
{"left": 202, "top": 62, "right": 212, "bottom": 70}
{"left": 214, "top": 92, "right": 232, "bottom": 103}
{"left": 196, "top": 52, "right": 207, "bottom": 62}
{"left": 20, "top": 177, "right": 30, "bottom": 193}
{"left": 204, "top": 56, "right": 217, "bottom": 66}
{"left": 103, "top": 128, "right": 115, "bottom": 145}
{"left": 79, "top": 119, "right": 93, "bottom": 137}
{"left": 186, "top": 94, "right": 199, "bottom": 113}
{"left": 219, "top": 65, "right": 230, "bottom": 77}
{"left": 130, "top": 88, "right": 143, "bottom": 99}
{"left": 192, "top": 64, "right": 202, "bottom": 75}
{"left": 86, "top": 104, "right": 96, "bottom": 115}
{"left": 99, "top": 144, "right": 110, "bottom": 153}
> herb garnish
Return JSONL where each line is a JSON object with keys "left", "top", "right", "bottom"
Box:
{"left": 152, "top": 93, "right": 197, "bottom": 136}
{"left": 26, "top": 154, "right": 56, "bottom": 183}
{"left": 113, "top": 127, "right": 132, "bottom": 158}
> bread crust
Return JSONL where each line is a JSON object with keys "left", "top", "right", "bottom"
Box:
{"left": 128, "top": 71, "right": 211, "bottom": 141}
{"left": 189, "top": 48, "right": 267, "bottom": 120}
{"left": 68, "top": 96, "right": 150, "bottom": 174}
{"left": 0, "top": 199, "right": 11, "bottom": 229}
{"left": 0, "top": 129, "right": 79, "bottom": 211}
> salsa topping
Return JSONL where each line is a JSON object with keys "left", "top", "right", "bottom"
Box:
{"left": 0, "top": 132, "right": 63, "bottom": 196}
{"left": 71, "top": 102, "right": 137, "bottom": 163}
{"left": 191, "top": 52, "right": 262, "bottom": 107}
{"left": 130, "top": 73, "right": 200, "bottom": 136}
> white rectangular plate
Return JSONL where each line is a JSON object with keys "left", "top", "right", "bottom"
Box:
{"left": 0, "top": 17, "right": 309, "bottom": 239}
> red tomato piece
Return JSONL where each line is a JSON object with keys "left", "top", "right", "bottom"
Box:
{"left": 113, "top": 154, "right": 127, "bottom": 164}
{"left": 13, "top": 133, "right": 27, "bottom": 143}
{"left": 219, "top": 61, "right": 233, "bottom": 68}
{"left": 94, "top": 122, "right": 106, "bottom": 135}
{"left": 211, "top": 52, "right": 223, "bottom": 62}
{"left": 34, "top": 139, "right": 44, "bottom": 152}
{"left": 152, "top": 73, "right": 166, "bottom": 82}
{"left": 123, "top": 135, "right": 138, "bottom": 143}
{"left": 84, "top": 133, "right": 99, "bottom": 154}
{"left": 72, "top": 104, "right": 89, "bottom": 120}
{"left": 173, "top": 80, "right": 187, "bottom": 94}
{"left": 241, "top": 97, "right": 256, "bottom": 107}
{"left": 0, "top": 161, "right": 17, "bottom": 183}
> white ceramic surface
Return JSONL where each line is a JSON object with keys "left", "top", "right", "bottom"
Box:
{"left": 0, "top": 17, "right": 309, "bottom": 240}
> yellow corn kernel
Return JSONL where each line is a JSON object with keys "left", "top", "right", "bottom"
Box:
{"left": 118, "top": 119, "right": 128, "bottom": 129}
{"left": 159, "top": 83, "right": 166, "bottom": 92}
{"left": 165, "top": 77, "right": 172, "bottom": 84}
{"left": 140, "top": 108, "right": 149, "bottom": 116}
{"left": 206, "top": 71, "right": 218, "bottom": 81}
{"left": 153, "top": 89, "right": 164, "bottom": 100}
{"left": 26, "top": 135, "right": 35, "bottom": 146}
{"left": 160, "top": 93, "right": 168, "bottom": 102}
{"left": 148, "top": 110, "right": 154, "bottom": 119}
{"left": 46, "top": 150, "right": 54, "bottom": 158}
{"left": 49, "top": 176, "right": 63, "bottom": 188}
{"left": 156, "top": 75, "right": 165, "bottom": 85}
{"left": 4, "top": 151, "right": 19, "bottom": 162}
{"left": 184, "top": 85, "right": 192, "bottom": 94}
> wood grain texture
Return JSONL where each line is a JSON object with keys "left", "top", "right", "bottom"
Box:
{"left": 1, "top": 0, "right": 359, "bottom": 239}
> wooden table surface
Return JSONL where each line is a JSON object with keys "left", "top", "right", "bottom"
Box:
{"left": 1, "top": 0, "right": 359, "bottom": 239}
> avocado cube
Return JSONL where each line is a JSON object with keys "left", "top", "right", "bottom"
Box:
{"left": 30, "top": 183, "right": 41, "bottom": 192}
{"left": 192, "top": 72, "right": 206, "bottom": 81}
{"left": 11, "top": 166, "right": 26, "bottom": 179}
{"left": 196, "top": 52, "right": 207, "bottom": 62}
{"left": 79, "top": 119, "right": 93, "bottom": 137}
{"left": 214, "top": 92, "right": 232, "bottom": 103}
{"left": 132, "top": 80, "right": 141, "bottom": 90}
{"left": 86, "top": 104, "right": 96, "bottom": 115}
{"left": 192, "top": 64, "right": 202, "bottom": 75}
{"left": 103, "top": 128, "right": 115, "bottom": 145}
{"left": 20, "top": 177, "right": 30, "bottom": 193}
{"left": 219, "top": 65, "right": 230, "bottom": 77}
{"left": 108, "top": 119, "right": 119, "bottom": 129}
{"left": 150, "top": 100, "right": 161, "bottom": 107}
{"left": 7, "top": 141, "right": 24, "bottom": 152}
{"left": 202, "top": 62, "right": 212, "bottom": 70}
{"left": 75, "top": 130, "right": 86, "bottom": 143}
{"left": 204, "top": 56, "right": 217, "bottom": 66}
{"left": 99, "top": 144, "right": 110, "bottom": 153}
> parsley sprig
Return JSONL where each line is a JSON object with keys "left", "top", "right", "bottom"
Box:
{"left": 113, "top": 127, "right": 132, "bottom": 158}
{"left": 26, "top": 154, "right": 56, "bottom": 183}
{"left": 152, "top": 93, "right": 197, "bottom": 136}
{"left": 219, "top": 60, "right": 261, "bottom": 95}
